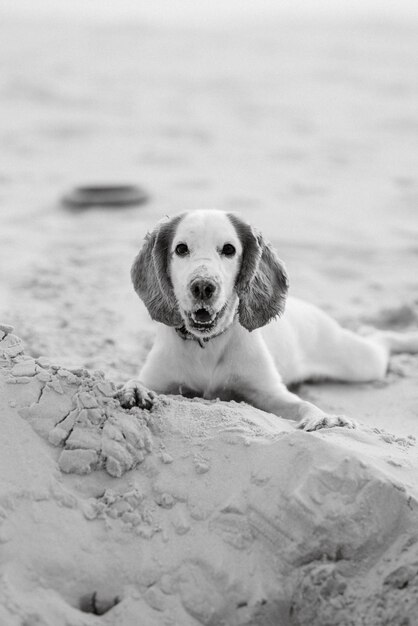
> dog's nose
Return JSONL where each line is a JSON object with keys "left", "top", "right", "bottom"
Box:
{"left": 190, "top": 278, "right": 217, "bottom": 301}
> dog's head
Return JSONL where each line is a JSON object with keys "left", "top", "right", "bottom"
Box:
{"left": 131, "top": 210, "right": 288, "bottom": 337}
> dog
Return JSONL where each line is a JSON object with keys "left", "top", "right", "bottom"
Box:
{"left": 118, "top": 209, "right": 418, "bottom": 431}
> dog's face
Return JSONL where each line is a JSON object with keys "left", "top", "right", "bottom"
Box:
{"left": 132, "top": 209, "right": 289, "bottom": 337}
{"left": 169, "top": 211, "right": 242, "bottom": 337}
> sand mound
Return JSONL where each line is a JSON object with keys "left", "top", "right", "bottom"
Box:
{"left": 1, "top": 326, "right": 418, "bottom": 625}
{"left": 1, "top": 326, "right": 152, "bottom": 479}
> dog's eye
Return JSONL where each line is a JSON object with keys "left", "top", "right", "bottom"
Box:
{"left": 175, "top": 243, "right": 189, "bottom": 257}
{"left": 221, "top": 243, "right": 236, "bottom": 257}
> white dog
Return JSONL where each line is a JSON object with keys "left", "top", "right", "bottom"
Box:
{"left": 118, "top": 210, "right": 418, "bottom": 431}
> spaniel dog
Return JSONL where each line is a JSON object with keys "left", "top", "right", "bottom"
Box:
{"left": 118, "top": 210, "right": 418, "bottom": 431}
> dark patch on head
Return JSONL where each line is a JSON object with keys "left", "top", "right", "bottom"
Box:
{"left": 228, "top": 213, "right": 289, "bottom": 331}
{"left": 131, "top": 213, "right": 185, "bottom": 326}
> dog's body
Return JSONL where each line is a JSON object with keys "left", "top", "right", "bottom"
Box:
{"left": 119, "top": 210, "right": 418, "bottom": 430}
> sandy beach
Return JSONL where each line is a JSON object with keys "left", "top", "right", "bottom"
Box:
{"left": 1, "top": 10, "right": 418, "bottom": 625}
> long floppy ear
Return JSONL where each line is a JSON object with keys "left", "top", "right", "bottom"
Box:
{"left": 131, "top": 214, "right": 184, "bottom": 327}
{"left": 228, "top": 214, "right": 289, "bottom": 332}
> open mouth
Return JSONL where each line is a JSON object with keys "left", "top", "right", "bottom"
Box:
{"left": 187, "top": 304, "right": 227, "bottom": 334}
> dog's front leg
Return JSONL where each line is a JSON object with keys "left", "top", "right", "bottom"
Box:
{"left": 116, "top": 379, "right": 155, "bottom": 410}
{"left": 116, "top": 336, "right": 177, "bottom": 410}
{"left": 283, "top": 394, "right": 357, "bottom": 432}
{"left": 246, "top": 384, "right": 357, "bottom": 432}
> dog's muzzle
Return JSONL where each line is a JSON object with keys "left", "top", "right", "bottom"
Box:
{"left": 185, "top": 270, "right": 224, "bottom": 333}
{"left": 187, "top": 302, "right": 228, "bottom": 333}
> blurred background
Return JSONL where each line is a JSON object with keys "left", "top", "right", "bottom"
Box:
{"left": 1, "top": 0, "right": 417, "bottom": 381}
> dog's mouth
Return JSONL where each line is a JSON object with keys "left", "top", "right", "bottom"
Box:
{"left": 186, "top": 304, "right": 227, "bottom": 335}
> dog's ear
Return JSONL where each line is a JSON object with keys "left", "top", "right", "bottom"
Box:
{"left": 228, "top": 214, "right": 289, "bottom": 332}
{"left": 131, "top": 214, "right": 184, "bottom": 327}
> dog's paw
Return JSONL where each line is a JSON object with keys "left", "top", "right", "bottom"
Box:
{"left": 297, "top": 413, "right": 357, "bottom": 432}
{"left": 116, "top": 380, "right": 155, "bottom": 410}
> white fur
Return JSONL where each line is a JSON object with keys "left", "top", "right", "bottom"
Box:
{"left": 119, "top": 210, "right": 418, "bottom": 431}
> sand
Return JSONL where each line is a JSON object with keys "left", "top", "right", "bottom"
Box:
{"left": 1, "top": 326, "right": 418, "bottom": 625}
{"left": 1, "top": 11, "right": 418, "bottom": 626}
